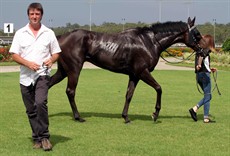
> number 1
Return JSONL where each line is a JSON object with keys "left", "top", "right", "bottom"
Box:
{"left": 6, "top": 24, "right": 10, "bottom": 33}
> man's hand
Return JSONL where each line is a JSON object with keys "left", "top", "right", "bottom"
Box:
{"left": 43, "top": 54, "right": 59, "bottom": 68}
{"left": 43, "top": 58, "right": 53, "bottom": 68}
{"left": 27, "top": 62, "right": 40, "bottom": 71}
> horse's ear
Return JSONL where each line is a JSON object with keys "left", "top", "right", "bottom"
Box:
{"left": 192, "top": 17, "right": 196, "bottom": 24}
{"left": 188, "top": 17, "right": 196, "bottom": 26}
{"left": 188, "top": 17, "right": 191, "bottom": 23}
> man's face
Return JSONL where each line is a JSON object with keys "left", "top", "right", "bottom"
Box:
{"left": 28, "top": 9, "right": 42, "bottom": 25}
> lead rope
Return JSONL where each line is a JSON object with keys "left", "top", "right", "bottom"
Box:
{"left": 42, "top": 63, "right": 49, "bottom": 75}
{"left": 196, "top": 71, "right": 221, "bottom": 96}
{"left": 160, "top": 50, "right": 196, "bottom": 64}
{"left": 212, "top": 71, "right": 222, "bottom": 95}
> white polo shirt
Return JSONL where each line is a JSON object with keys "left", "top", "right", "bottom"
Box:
{"left": 10, "top": 24, "right": 61, "bottom": 86}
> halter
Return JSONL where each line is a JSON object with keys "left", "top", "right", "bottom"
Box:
{"left": 156, "top": 24, "right": 205, "bottom": 64}
{"left": 188, "top": 25, "right": 196, "bottom": 31}
{"left": 187, "top": 24, "right": 203, "bottom": 51}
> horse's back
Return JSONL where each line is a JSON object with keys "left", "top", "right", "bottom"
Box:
{"left": 57, "top": 28, "right": 155, "bottom": 74}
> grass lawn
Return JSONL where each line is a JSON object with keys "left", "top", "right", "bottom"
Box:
{"left": 0, "top": 69, "right": 229, "bottom": 156}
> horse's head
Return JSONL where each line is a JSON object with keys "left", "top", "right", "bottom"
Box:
{"left": 185, "top": 17, "right": 211, "bottom": 57}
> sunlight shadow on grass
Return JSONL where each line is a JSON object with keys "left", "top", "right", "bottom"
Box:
{"left": 49, "top": 111, "right": 191, "bottom": 123}
{"left": 49, "top": 112, "right": 72, "bottom": 118}
{"left": 51, "top": 135, "right": 72, "bottom": 147}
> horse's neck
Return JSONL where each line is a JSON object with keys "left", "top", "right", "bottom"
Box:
{"left": 153, "top": 32, "right": 183, "bottom": 51}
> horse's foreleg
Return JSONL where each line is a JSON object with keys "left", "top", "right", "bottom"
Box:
{"left": 139, "top": 69, "right": 162, "bottom": 122}
{"left": 122, "top": 76, "right": 139, "bottom": 123}
{"left": 66, "top": 69, "right": 85, "bottom": 122}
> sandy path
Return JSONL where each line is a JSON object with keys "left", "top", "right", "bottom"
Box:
{"left": 0, "top": 58, "right": 193, "bottom": 73}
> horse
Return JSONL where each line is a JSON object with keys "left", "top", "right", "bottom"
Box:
{"left": 49, "top": 17, "right": 209, "bottom": 123}
{"left": 201, "top": 34, "right": 216, "bottom": 52}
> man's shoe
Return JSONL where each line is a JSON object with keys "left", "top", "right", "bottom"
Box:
{"left": 189, "top": 108, "right": 197, "bottom": 121}
{"left": 33, "top": 142, "right": 42, "bottom": 149}
{"left": 41, "top": 138, "right": 52, "bottom": 151}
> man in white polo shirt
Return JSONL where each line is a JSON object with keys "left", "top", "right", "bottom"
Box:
{"left": 10, "top": 2, "right": 61, "bottom": 151}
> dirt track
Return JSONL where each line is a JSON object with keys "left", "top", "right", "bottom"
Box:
{"left": 0, "top": 58, "right": 193, "bottom": 73}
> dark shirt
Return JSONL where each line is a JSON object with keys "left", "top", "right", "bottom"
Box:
{"left": 195, "top": 54, "right": 211, "bottom": 73}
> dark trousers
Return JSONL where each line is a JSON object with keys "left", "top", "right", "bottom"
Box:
{"left": 20, "top": 76, "right": 50, "bottom": 143}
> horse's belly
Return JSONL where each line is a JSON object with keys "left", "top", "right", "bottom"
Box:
{"left": 87, "top": 53, "right": 128, "bottom": 72}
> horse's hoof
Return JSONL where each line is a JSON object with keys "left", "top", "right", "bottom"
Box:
{"left": 152, "top": 113, "right": 158, "bottom": 122}
{"left": 125, "top": 120, "right": 131, "bottom": 124}
{"left": 75, "top": 117, "right": 86, "bottom": 122}
{"left": 122, "top": 114, "right": 130, "bottom": 123}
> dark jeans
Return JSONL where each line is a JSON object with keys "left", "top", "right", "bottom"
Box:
{"left": 196, "top": 72, "right": 212, "bottom": 118}
{"left": 20, "top": 76, "right": 50, "bottom": 142}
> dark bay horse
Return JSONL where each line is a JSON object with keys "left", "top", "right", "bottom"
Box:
{"left": 49, "top": 17, "right": 208, "bottom": 123}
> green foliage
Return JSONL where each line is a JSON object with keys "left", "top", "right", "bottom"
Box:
{"left": 197, "top": 23, "right": 230, "bottom": 44}
{"left": 0, "top": 70, "right": 229, "bottom": 155}
{"left": 162, "top": 48, "right": 230, "bottom": 70}
{"left": 209, "top": 53, "right": 230, "bottom": 68}
{"left": 222, "top": 38, "right": 230, "bottom": 52}
{"left": 0, "top": 54, "right": 3, "bottom": 60}
{"left": 182, "top": 52, "right": 230, "bottom": 70}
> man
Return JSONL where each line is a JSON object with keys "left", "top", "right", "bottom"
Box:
{"left": 10, "top": 3, "right": 61, "bottom": 151}
{"left": 189, "top": 47, "right": 216, "bottom": 123}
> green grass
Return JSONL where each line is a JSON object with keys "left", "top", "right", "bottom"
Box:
{"left": 0, "top": 61, "right": 18, "bottom": 66}
{"left": 0, "top": 69, "right": 229, "bottom": 156}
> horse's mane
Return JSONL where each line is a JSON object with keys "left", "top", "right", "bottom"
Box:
{"left": 137, "top": 21, "right": 187, "bottom": 34}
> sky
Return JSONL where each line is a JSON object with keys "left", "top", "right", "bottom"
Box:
{"left": 0, "top": 0, "right": 230, "bottom": 30}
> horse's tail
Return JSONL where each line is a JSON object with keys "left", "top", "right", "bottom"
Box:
{"left": 50, "top": 29, "right": 89, "bottom": 89}
{"left": 56, "top": 35, "right": 62, "bottom": 40}
{"left": 49, "top": 58, "right": 67, "bottom": 89}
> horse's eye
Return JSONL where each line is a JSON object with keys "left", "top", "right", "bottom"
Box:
{"left": 194, "top": 30, "right": 202, "bottom": 41}
{"left": 196, "top": 35, "right": 202, "bottom": 41}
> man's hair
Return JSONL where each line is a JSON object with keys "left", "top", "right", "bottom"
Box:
{"left": 27, "top": 2, "right": 43, "bottom": 16}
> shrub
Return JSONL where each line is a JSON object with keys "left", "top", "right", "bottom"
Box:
{"left": 161, "top": 48, "right": 185, "bottom": 57}
{"left": 0, "top": 54, "right": 3, "bottom": 60}
{"left": 162, "top": 47, "right": 230, "bottom": 64}
{"left": 222, "top": 38, "right": 230, "bottom": 52}
{"left": 0, "top": 46, "right": 12, "bottom": 62}
{"left": 183, "top": 52, "right": 195, "bottom": 61}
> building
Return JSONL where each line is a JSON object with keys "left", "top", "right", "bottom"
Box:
{"left": 0, "top": 36, "right": 13, "bottom": 45}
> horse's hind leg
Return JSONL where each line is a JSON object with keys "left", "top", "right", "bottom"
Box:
{"left": 139, "top": 69, "right": 162, "bottom": 122}
{"left": 66, "top": 66, "right": 85, "bottom": 122}
{"left": 122, "top": 75, "right": 139, "bottom": 123}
